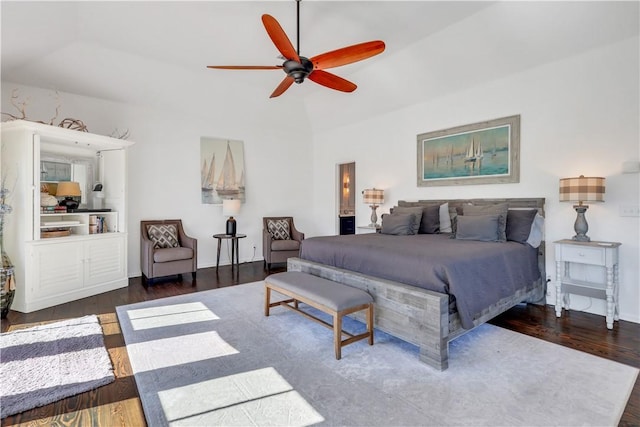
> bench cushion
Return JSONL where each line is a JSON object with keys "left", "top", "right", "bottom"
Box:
{"left": 266, "top": 271, "right": 373, "bottom": 312}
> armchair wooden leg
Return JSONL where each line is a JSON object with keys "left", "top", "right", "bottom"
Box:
{"left": 192, "top": 271, "right": 197, "bottom": 279}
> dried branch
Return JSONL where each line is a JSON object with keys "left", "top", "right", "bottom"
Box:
{"left": 109, "top": 128, "right": 130, "bottom": 140}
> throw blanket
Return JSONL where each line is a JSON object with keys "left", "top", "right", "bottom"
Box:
{"left": 300, "top": 234, "right": 540, "bottom": 329}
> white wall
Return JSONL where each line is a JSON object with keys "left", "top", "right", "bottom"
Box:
{"left": 1, "top": 83, "right": 315, "bottom": 275}
{"left": 310, "top": 36, "right": 640, "bottom": 323}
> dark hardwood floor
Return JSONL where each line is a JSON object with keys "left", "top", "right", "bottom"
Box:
{"left": 2, "top": 261, "right": 638, "bottom": 426}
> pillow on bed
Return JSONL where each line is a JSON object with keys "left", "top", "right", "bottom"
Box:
{"left": 455, "top": 215, "right": 501, "bottom": 242}
{"left": 419, "top": 204, "right": 440, "bottom": 234}
{"left": 391, "top": 206, "right": 422, "bottom": 235}
{"left": 380, "top": 212, "right": 415, "bottom": 235}
{"left": 463, "top": 203, "right": 508, "bottom": 241}
{"left": 526, "top": 213, "right": 545, "bottom": 248}
{"left": 448, "top": 206, "right": 459, "bottom": 236}
{"left": 439, "top": 203, "right": 452, "bottom": 233}
{"left": 506, "top": 209, "right": 538, "bottom": 243}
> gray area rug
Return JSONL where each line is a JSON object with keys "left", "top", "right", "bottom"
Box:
{"left": 116, "top": 282, "right": 638, "bottom": 426}
{"left": 0, "top": 314, "right": 115, "bottom": 418}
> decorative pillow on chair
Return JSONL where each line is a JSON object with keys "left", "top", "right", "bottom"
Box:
{"left": 267, "top": 219, "right": 291, "bottom": 240}
{"left": 147, "top": 224, "right": 179, "bottom": 249}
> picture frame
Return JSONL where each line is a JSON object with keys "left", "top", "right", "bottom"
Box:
{"left": 416, "top": 115, "right": 520, "bottom": 187}
{"left": 201, "top": 137, "right": 246, "bottom": 204}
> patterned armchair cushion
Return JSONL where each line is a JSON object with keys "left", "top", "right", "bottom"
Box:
{"left": 147, "top": 224, "right": 180, "bottom": 248}
{"left": 267, "top": 219, "right": 291, "bottom": 240}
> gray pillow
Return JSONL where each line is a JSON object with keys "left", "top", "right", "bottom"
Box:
{"left": 381, "top": 213, "right": 415, "bottom": 235}
{"left": 506, "top": 209, "right": 538, "bottom": 243}
{"left": 419, "top": 204, "right": 440, "bottom": 234}
{"left": 463, "top": 203, "right": 508, "bottom": 241}
{"left": 455, "top": 215, "right": 501, "bottom": 242}
{"left": 391, "top": 206, "right": 422, "bottom": 235}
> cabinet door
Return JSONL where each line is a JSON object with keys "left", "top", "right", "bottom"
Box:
{"left": 31, "top": 241, "right": 84, "bottom": 298}
{"left": 84, "top": 235, "right": 126, "bottom": 287}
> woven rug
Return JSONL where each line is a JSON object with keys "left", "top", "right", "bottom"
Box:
{"left": 117, "top": 281, "right": 638, "bottom": 426}
{"left": 0, "top": 315, "right": 114, "bottom": 418}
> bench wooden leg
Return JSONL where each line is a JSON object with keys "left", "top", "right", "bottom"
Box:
{"left": 367, "top": 303, "right": 374, "bottom": 345}
{"left": 334, "top": 313, "right": 342, "bottom": 360}
{"left": 264, "top": 286, "right": 271, "bottom": 317}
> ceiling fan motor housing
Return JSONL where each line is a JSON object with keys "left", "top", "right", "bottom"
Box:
{"left": 283, "top": 57, "right": 313, "bottom": 83}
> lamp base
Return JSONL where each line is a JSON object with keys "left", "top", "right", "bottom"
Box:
{"left": 59, "top": 197, "right": 79, "bottom": 210}
{"left": 226, "top": 217, "right": 237, "bottom": 236}
{"left": 369, "top": 205, "right": 379, "bottom": 227}
{"left": 571, "top": 205, "right": 590, "bottom": 242}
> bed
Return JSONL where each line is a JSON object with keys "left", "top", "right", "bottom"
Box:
{"left": 287, "top": 198, "right": 546, "bottom": 370}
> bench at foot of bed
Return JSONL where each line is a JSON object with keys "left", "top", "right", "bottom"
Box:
{"left": 265, "top": 271, "right": 374, "bottom": 360}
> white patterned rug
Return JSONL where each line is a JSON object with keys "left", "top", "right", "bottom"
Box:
{"left": 117, "top": 281, "right": 637, "bottom": 426}
{"left": 0, "top": 315, "right": 114, "bottom": 418}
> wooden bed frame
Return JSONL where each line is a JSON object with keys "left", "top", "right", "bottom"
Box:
{"left": 287, "top": 198, "right": 546, "bottom": 371}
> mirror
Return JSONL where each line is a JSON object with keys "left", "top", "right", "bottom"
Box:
{"left": 40, "top": 155, "right": 96, "bottom": 208}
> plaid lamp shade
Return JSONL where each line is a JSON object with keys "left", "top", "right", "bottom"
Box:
{"left": 363, "top": 188, "right": 384, "bottom": 205}
{"left": 559, "top": 176, "right": 605, "bottom": 203}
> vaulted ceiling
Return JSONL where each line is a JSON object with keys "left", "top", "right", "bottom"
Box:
{"left": 2, "top": 1, "right": 638, "bottom": 132}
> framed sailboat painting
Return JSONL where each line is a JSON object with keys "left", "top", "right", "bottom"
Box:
{"left": 201, "top": 137, "right": 246, "bottom": 204}
{"left": 416, "top": 115, "right": 520, "bottom": 187}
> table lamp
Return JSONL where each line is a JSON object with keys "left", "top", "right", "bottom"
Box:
{"left": 222, "top": 199, "right": 241, "bottom": 236}
{"left": 363, "top": 188, "right": 384, "bottom": 227}
{"left": 56, "top": 181, "right": 82, "bottom": 210}
{"left": 559, "top": 175, "right": 605, "bottom": 242}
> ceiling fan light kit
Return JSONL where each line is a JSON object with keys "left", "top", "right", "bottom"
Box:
{"left": 208, "top": 0, "right": 385, "bottom": 98}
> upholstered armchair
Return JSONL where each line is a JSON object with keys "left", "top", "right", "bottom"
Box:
{"left": 263, "top": 217, "right": 305, "bottom": 272}
{"left": 141, "top": 219, "right": 197, "bottom": 284}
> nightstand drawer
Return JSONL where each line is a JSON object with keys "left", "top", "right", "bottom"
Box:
{"left": 560, "top": 245, "right": 605, "bottom": 265}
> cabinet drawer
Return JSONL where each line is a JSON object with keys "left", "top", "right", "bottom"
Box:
{"left": 560, "top": 245, "right": 604, "bottom": 265}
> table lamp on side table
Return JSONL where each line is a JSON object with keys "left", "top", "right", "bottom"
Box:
{"left": 559, "top": 175, "right": 605, "bottom": 242}
{"left": 222, "top": 199, "right": 241, "bottom": 236}
{"left": 362, "top": 188, "right": 384, "bottom": 227}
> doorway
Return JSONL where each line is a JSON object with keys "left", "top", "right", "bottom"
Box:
{"left": 337, "top": 162, "right": 355, "bottom": 234}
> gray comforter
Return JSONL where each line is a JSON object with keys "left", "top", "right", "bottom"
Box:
{"left": 299, "top": 233, "right": 540, "bottom": 329}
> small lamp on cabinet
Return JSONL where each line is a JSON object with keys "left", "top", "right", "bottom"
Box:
{"left": 56, "top": 181, "right": 82, "bottom": 210}
{"left": 559, "top": 175, "right": 605, "bottom": 242}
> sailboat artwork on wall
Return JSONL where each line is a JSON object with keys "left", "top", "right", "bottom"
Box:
{"left": 200, "top": 137, "right": 246, "bottom": 204}
{"left": 417, "top": 115, "right": 521, "bottom": 187}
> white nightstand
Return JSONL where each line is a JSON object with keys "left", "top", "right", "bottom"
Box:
{"left": 554, "top": 239, "right": 621, "bottom": 329}
{"left": 356, "top": 225, "right": 381, "bottom": 234}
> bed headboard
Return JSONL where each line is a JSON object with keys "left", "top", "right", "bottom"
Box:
{"left": 397, "top": 198, "right": 545, "bottom": 216}
{"left": 397, "top": 198, "right": 547, "bottom": 301}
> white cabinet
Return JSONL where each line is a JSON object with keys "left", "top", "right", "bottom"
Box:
{"left": 25, "top": 235, "right": 126, "bottom": 312}
{"left": 554, "top": 239, "right": 621, "bottom": 329}
{"left": 1, "top": 120, "right": 133, "bottom": 313}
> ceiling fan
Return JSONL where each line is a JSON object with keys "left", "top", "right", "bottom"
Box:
{"left": 207, "top": 0, "right": 385, "bottom": 98}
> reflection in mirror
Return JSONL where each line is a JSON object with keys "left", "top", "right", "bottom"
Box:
{"left": 40, "top": 154, "right": 96, "bottom": 208}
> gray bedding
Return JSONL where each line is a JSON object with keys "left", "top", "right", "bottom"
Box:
{"left": 299, "top": 233, "right": 540, "bottom": 329}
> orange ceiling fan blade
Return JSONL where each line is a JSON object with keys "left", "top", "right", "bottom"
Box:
{"left": 270, "top": 76, "right": 295, "bottom": 98}
{"left": 308, "top": 70, "right": 357, "bottom": 93}
{"left": 262, "top": 14, "right": 300, "bottom": 63}
{"left": 207, "top": 65, "right": 282, "bottom": 70}
{"left": 310, "top": 40, "right": 386, "bottom": 70}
